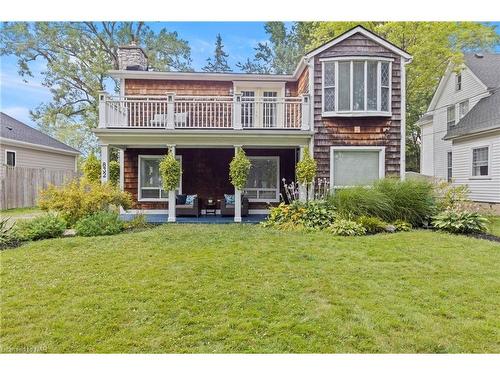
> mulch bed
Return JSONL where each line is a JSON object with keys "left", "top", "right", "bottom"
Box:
{"left": 466, "top": 232, "right": 500, "bottom": 243}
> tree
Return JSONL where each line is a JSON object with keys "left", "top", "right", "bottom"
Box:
{"left": 296, "top": 147, "right": 317, "bottom": 201}
{"left": 82, "top": 152, "right": 101, "bottom": 183}
{"left": 243, "top": 22, "right": 499, "bottom": 171}
{"left": 0, "top": 22, "right": 192, "bottom": 154}
{"left": 229, "top": 148, "right": 251, "bottom": 190}
{"left": 203, "top": 34, "right": 231, "bottom": 72}
{"left": 159, "top": 150, "right": 181, "bottom": 192}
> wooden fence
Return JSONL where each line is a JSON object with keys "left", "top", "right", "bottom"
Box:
{"left": 0, "top": 166, "right": 78, "bottom": 210}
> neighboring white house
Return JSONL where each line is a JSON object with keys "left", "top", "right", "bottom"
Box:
{"left": 419, "top": 53, "right": 500, "bottom": 205}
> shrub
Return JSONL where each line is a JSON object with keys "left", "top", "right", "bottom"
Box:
{"left": 38, "top": 179, "right": 133, "bottom": 227}
{"left": 0, "top": 217, "right": 20, "bottom": 249}
{"left": 434, "top": 182, "right": 477, "bottom": 212}
{"left": 393, "top": 220, "right": 412, "bottom": 232}
{"left": 263, "top": 200, "right": 335, "bottom": 230}
{"left": 82, "top": 152, "right": 101, "bottom": 183}
{"left": 75, "top": 211, "right": 124, "bottom": 237}
{"left": 229, "top": 148, "right": 251, "bottom": 190}
{"left": 296, "top": 147, "right": 317, "bottom": 200}
{"left": 373, "top": 178, "right": 436, "bottom": 226}
{"left": 328, "top": 219, "right": 366, "bottom": 236}
{"left": 109, "top": 160, "right": 120, "bottom": 186}
{"left": 159, "top": 150, "right": 181, "bottom": 191}
{"left": 15, "top": 214, "right": 66, "bottom": 241}
{"left": 329, "top": 186, "right": 393, "bottom": 220}
{"left": 432, "top": 210, "right": 489, "bottom": 234}
{"left": 123, "top": 214, "right": 150, "bottom": 230}
{"left": 357, "top": 216, "right": 388, "bottom": 234}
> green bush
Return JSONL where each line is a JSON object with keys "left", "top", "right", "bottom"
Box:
{"left": 263, "top": 200, "right": 335, "bottom": 230}
{"left": 432, "top": 210, "right": 489, "bottom": 234}
{"left": 296, "top": 147, "right": 317, "bottom": 200}
{"left": 373, "top": 178, "right": 436, "bottom": 226}
{"left": 15, "top": 214, "right": 66, "bottom": 241}
{"left": 329, "top": 186, "right": 393, "bottom": 220}
{"left": 0, "top": 217, "right": 20, "bottom": 249}
{"left": 82, "top": 152, "right": 101, "bottom": 183}
{"left": 328, "top": 219, "right": 366, "bottom": 236}
{"left": 109, "top": 160, "right": 120, "bottom": 186}
{"left": 357, "top": 216, "right": 388, "bottom": 234}
{"left": 75, "top": 211, "right": 124, "bottom": 237}
{"left": 229, "top": 148, "right": 251, "bottom": 190}
{"left": 38, "top": 179, "right": 132, "bottom": 227}
{"left": 159, "top": 151, "right": 181, "bottom": 191}
{"left": 124, "top": 214, "right": 150, "bottom": 230}
{"left": 393, "top": 220, "right": 412, "bottom": 232}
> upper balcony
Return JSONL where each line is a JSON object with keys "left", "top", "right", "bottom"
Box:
{"left": 98, "top": 93, "right": 310, "bottom": 131}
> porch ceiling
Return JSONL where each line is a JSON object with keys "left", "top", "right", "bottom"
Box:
{"left": 94, "top": 129, "right": 313, "bottom": 148}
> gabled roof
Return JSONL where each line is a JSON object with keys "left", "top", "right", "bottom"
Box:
{"left": 304, "top": 25, "right": 412, "bottom": 60}
{"left": 464, "top": 53, "right": 500, "bottom": 89}
{"left": 444, "top": 89, "right": 500, "bottom": 140}
{"left": 0, "top": 112, "right": 79, "bottom": 154}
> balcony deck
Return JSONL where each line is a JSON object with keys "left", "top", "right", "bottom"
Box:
{"left": 99, "top": 93, "right": 310, "bottom": 130}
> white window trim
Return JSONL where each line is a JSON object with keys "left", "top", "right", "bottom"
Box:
{"left": 459, "top": 99, "right": 469, "bottom": 120}
{"left": 244, "top": 156, "right": 280, "bottom": 203}
{"left": 470, "top": 145, "right": 491, "bottom": 179}
{"left": 321, "top": 57, "right": 392, "bottom": 117}
{"left": 5, "top": 150, "right": 16, "bottom": 167}
{"left": 138, "top": 154, "right": 182, "bottom": 202}
{"left": 330, "top": 146, "right": 386, "bottom": 189}
{"left": 447, "top": 151, "right": 453, "bottom": 182}
{"left": 447, "top": 105, "right": 456, "bottom": 128}
{"left": 455, "top": 73, "right": 462, "bottom": 92}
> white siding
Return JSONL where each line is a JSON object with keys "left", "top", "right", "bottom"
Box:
{"left": 420, "top": 121, "right": 434, "bottom": 176}
{"left": 452, "top": 131, "right": 500, "bottom": 203}
{"left": 421, "top": 66, "right": 490, "bottom": 179}
{"left": 0, "top": 144, "right": 77, "bottom": 172}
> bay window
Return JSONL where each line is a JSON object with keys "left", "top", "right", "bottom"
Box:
{"left": 138, "top": 155, "right": 182, "bottom": 201}
{"left": 330, "top": 147, "right": 385, "bottom": 189}
{"left": 322, "top": 58, "right": 392, "bottom": 116}
{"left": 244, "top": 156, "right": 280, "bottom": 202}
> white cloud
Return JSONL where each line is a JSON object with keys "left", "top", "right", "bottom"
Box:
{"left": 0, "top": 73, "right": 50, "bottom": 97}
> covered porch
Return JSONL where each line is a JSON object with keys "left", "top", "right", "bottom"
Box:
{"left": 97, "top": 130, "right": 313, "bottom": 222}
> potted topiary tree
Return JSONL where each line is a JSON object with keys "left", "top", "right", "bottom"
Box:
{"left": 159, "top": 148, "right": 181, "bottom": 222}
{"left": 229, "top": 148, "right": 251, "bottom": 221}
{"left": 296, "top": 147, "right": 317, "bottom": 201}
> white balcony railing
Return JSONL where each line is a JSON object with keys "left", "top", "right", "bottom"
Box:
{"left": 98, "top": 93, "right": 310, "bottom": 130}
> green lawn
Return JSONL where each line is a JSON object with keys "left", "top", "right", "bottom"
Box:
{"left": 1, "top": 225, "right": 499, "bottom": 353}
{"left": 1, "top": 207, "right": 43, "bottom": 224}
{"left": 488, "top": 216, "right": 500, "bottom": 237}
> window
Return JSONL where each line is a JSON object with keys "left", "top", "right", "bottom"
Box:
{"left": 330, "top": 147, "right": 385, "bottom": 188}
{"left": 459, "top": 100, "right": 469, "bottom": 119}
{"left": 456, "top": 73, "right": 462, "bottom": 91}
{"left": 322, "top": 59, "right": 392, "bottom": 115}
{"left": 472, "top": 147, "right": 489, "bottom": 177}
{"left": 262, "top": 91, "right": 278, "bottom": 127}
{"left": 241, "top": 91, "right": 255, "bottom": 127}
{"left": 447, "top": 105, "right": 456, "bottom": 128}
{"left": 447, "top": 152, "right": 452, "bottom": 182}
{"left": 138, "top": 155, "right": 182, "bottom": 201}
{"left": 244, "top": 156, "right": 279, "bottom": 202}
{"left": 5, "top": 150, "right": 16, "bottom": 167}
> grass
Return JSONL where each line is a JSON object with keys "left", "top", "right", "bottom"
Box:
{"left": 487, "top": 216, "right": 500, "bottom": 237}
{"left": 0, "top": 207, "right": 43, "bottom": 224}
{"left": 1, "top": 225, "right": 499, "bottom": 353}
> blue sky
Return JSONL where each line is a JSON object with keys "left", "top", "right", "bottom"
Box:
{"left": 1, "top": 21, "right": 499, "bottom": 128}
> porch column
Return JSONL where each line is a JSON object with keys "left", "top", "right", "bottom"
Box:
{"left": 298, "top": 146, "right": 307, "bottom": 202}
{"left": 234, "top": 145, "right": 242, "bottom": 223}
{"left": 100, "top": 144, "right": 110, "bottom": 184}
{"left": 118, "top": 148, "right": 125, "bottom": 191}
{"left": 167, "top": 144, "right": 176, "bottom": 223}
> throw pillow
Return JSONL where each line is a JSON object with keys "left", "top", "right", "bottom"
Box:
{"left": 176, "top": 194, "right": 187, "bottom": 205}
{"left": 185, "top": 194, "right": 197, "bottom": 205}
{"left": 224, "top": 194, "right": 235, "bottom": 205}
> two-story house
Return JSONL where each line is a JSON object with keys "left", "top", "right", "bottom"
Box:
{"left": 94, "top": 25, "right": 412, "bottom": 222}
{"left": 419, "top": 53, "right": 500, "bottom": 207}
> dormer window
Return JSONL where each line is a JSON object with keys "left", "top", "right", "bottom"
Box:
{"left": 456, "top": 73, "right": 462, "bottom": 91}
{"left": 322, "top": 58, "right": 392, "bottom": 117}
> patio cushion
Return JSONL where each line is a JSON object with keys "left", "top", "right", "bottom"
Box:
{"left": 225, "top": 204, "right": 235, "bottom": 208}
{"left": 176, "top": 204, "right": 193, "bottom": 209}
{"left": 185, "top": 194, "right": 197, "bottom": 205}
{"left": 224, "top": 194, "right": 235, "bottom": 205}
{"left": 176, "top": 194, "right": 187, "bottom": 205}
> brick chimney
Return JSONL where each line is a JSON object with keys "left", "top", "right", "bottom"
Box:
{"left": 117, "top": 41, "right": 148, "bottom": 71}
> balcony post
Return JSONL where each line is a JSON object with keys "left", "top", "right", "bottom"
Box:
{"left": 166, "top": 92, "right": 176, "bottom": 130}
{"left": 98, "top": 91, "right": 107, "bottom": 128}
{"left": 100, "top": 144, "right": 110, "bottom": 184}
{"left": 234, "top": 145, "right": 242, "bottom": 223}
{"left": 233, "top": 93, "right": 242, "bottom": 130}
{"left": 301, "top": 94, "right": 310, "bottom": 131}
{"left": 167, "top": 144, "right": 176, "bottom": 223}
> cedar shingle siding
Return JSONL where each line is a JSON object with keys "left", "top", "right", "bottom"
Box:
{"left": 313, "top": 32, "right": 402, "bottom": 180}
